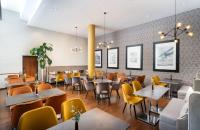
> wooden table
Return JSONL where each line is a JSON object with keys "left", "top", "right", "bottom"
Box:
{"left": 134, "top": 85, "right": 169, "bottom": 126}
{"left": 5, "top": 88, "right": 65, "bottom": 107}
{"left": 47, "top": 108, "right": 130, "bottom": 130}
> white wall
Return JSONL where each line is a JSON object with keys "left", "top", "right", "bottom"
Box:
{"left": 0, "top": 10, "right": 88, "bottom": 88}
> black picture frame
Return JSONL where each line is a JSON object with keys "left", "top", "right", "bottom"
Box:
{"left": 153, "top": 39, "right": 179, "bottom": 72}
{"left": 95, "top": 49, "right": 102, "bottom": 68}
{"left": 107, "top": 47, "right": 119, "bottom": 69}
{"left": 126, "top": 44, "right": 143, "bottom": 70}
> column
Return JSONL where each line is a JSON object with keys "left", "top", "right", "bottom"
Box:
{"left": 88, "top": 24, "right": 95, "bottom": 78}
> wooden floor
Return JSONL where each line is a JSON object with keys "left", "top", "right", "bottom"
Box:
{"left": 0, "top": 85, "right": 169, "bottom": 130}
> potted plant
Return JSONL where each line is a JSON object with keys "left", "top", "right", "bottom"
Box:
{"left": 30, "top": 42, "right": 53, "bottom": 81}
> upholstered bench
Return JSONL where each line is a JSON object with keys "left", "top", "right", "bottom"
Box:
{"left": 177, "top": 86, "right": 191, "bottom": 99}
{"left": 159, "top": 98, "right": 186, "bottom": 130}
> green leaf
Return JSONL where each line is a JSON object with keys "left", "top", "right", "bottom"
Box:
{"left": 30, "top": 43, "right": 53, "bottom": 69}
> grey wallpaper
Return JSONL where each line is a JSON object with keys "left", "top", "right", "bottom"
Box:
{"left": 96, "top": 8, "right": 200, "bottom": 85}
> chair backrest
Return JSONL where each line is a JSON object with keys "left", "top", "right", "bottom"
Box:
{"left": 11, "top": 100, "right": 43, "bottom": 129}
{"left": 136, "top": 75, "right": 145, "bottom": 85}
{"left": 83, "top": 79, "right": 95, "bottom": 91}
{"left": 7, "top": 74, "right": 19, "bottom": 79}
{"left": 132, "top": 80, "right": 142, "bottom": 92}
{"left": 73, "top": 72, "right": 80, "bottom": 77}
{"left": 18, "top": 106, "right": 58, "bottom": 130}
{"left": 56, "top": 72, "right": 65, "bottom": 82}
{"left": 107, "top": 72, "right": 117, "bottom": 81}
{"left": 72, "top": 77, "right": 81, "bottom": 84}
{"left": 151, "top": 75, "right": 160, "bottom": 85}
{"left": 37, "top": 83, "right": 53, "bottom": 92}
{"left": 11, "top": 85, "right": 32, "bottom": 96}
{"left": 117, "top": 72, "right": 127, "bottom": 83}
{"left": 6, "top": 77, "right": 23, "bottom": 84}
{"left": 66, "top": 72, "right": 73, "bottom": 79}
{"left": 45, "top": 93, "right": 67, "bottom": 114}
{"left": 96, "top": 82, "right": 110, "bottom": 95}
{"left": 61, "top": 98, "right": 86, "bottom": 121}
{"left": 122, "top": 83, "right": 134, "bottom": 103}
{"left": 95, "top": 70, "right": 104, "bottom": 79}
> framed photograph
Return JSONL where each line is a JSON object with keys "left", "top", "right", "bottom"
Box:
{"left": 126, "top": 44, "right": 143, "bottom": 70}
{"left": 153, "top": 40, "right": 179, "bottom": 72}
{"left": 95, "top": 49, "right": 102, "bottom": 68}
{"left": 107, "top": 47, "right": 119, "bottom": 69}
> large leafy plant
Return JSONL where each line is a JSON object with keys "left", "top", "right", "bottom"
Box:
{"left": 30, "top": 43, "right": 53, "bottom": 69}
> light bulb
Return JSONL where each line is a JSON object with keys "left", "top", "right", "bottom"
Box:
{"left": 186, "top": 25, "right": 191, "bottom": 30}
{"left": 177, "top": 22, "right": 182, "bottom": 28}
{"left": 107, "top": 45, "right": 110, "bottom": 49}
{"left": 158, "top": 31, "right": 163, "bottom": 35}
{"left": 110, "top": 40, "right": 114, "bottom": 44}
{"left": 160, "top": 35, "right": 165, "bottom": 39}
{"left": 97, "top": 46, "right": 99, "bottom": 49}
{"left": 174, "top": 39, "right": 178, "bottom": 43}
{"left": 188, "top": 32, "right": 193, "bottom": 37}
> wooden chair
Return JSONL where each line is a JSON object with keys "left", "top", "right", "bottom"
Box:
{"left": 10, "top": 100, "right": 43, "bottom": 129}
{"left": 10, "top": 85, "right": 32, "bottom": 96}
{"left": 37, "top": 82, "right": 53, "bottom": 92}
{"left": 45, "top": 93, "right": 67, "bottom": 115}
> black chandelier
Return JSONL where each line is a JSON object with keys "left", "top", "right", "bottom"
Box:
{"left": 97, "top": 12, "right": 114, "bottom": 49}
{"left": 158, "top": 0, "right": 193, "bottom": 42}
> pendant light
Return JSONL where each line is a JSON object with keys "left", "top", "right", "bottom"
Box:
{"left": 97, "top": 12, "right": 114, "bottom": 48}
{"left": 158, "top": 0, "right": 193, "bottom": 42}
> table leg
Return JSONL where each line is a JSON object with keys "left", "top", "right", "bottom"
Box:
{"left": 168, "top": 83, "right": 171, "bottom": 98}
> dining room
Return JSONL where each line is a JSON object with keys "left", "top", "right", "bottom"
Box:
{"left": 0, "top": 0, "right": 200, "bottom": 130}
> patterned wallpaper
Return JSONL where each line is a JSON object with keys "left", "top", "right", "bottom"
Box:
{"left": 96, "top": 8, "right": 200, "bottom": 85}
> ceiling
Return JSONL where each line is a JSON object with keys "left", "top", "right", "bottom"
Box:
{"left": 2, "top": 0, "right": 200, "bottom": 37}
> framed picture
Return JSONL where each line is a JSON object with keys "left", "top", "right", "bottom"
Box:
{"left": 153, "top": 40, "right": 179, "bottom": 72}
{"left": 126, "top": 44, "right": 143, "bottom": 70}
{"left": 95, "top": 49, "right": 102, "bottom": 68}
{"left": 107, "top": 47, "right": 119, "bottom": 69}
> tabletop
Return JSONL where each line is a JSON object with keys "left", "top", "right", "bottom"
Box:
{"left": 93, "top": 79, "right": 113, "bottom": 84}
{"left": 134, "top": 85, "right": 169, "bottom": 100}
{"left": 47, "top": 108, "right": 130, "bottom": 130}
{"left": 160, "top": 78, "right": 183, "bottom": 85}
{"left": 5, "top": 88, "right": 65, "bottom": 107}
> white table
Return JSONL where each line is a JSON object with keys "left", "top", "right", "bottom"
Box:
{"left": 48, "top": 108, "right": 130, "bottom": 130}
{"left": 134, "top": 85, "right": 169, "bottom": 126}
{"left": 160, "top": 78, "right": 183, "bottom": 98}
{"left": 5, "top": 88, "right": 65, "bottom": 107}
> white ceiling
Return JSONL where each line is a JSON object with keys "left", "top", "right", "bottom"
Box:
{"left": 2, "top": 0, "right": 200, "bottom": 37}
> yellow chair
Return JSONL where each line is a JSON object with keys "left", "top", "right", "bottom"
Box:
{"left": 73, "top": 72, "right": 81, "bottom": 77}
{"left": 61, "top": 98, "right": 86, "bottom": 121}
{"left": 132, "top": 80, "right": 146, "bottom": 111}
{"left": 55, "top": 71, "right": 65, "bottom": 86}
{"left": 151, "top": 75, "right": 167, "bottom": 87}
{"left": 18, "top": 106, "right": 58, "bottom": 130}
{"left": 122, "top": 83, "right": 143, "bottom": 117}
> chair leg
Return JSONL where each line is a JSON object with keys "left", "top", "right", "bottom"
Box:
{"left": 123, "top": 103, "right": 127, "bottom": 113}
{"left": 85, "top": 91, "right": 88, "bottom": 98}
{"left": 93, "top": 90, "right": 96, "bottom": 99}
{"left": 133, "top": 105, "right": 137, "bottom": 119}
{"left": 110, "top": 89, "right": 113, "bottom": 97}
{"left": 141, "top": 103, "right": 144, "bottom": 113}
{"left": 129, "top": 104, "right": 132, "bottom": 115}
{"left": 143, "top": 99, "right": 146, "bottom": 112}
{"left": 116, "top": 89, "right": 120, "bottom": 98}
